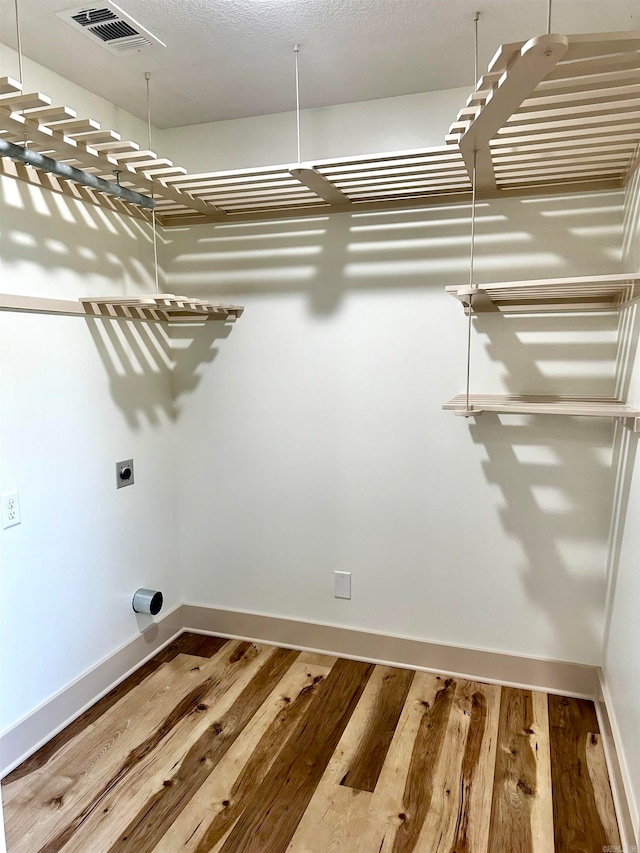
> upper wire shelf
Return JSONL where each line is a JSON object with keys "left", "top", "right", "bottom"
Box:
{"left": 1, "top": 28, "right": 638, "bottom": 226}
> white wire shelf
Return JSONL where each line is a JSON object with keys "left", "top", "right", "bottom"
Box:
{"left": 2, "top": 28, "right": 638, "bottom": 227}
{"left": 446, "top": 273, "right": 640, "bottom": 314}
{"left": 0, "top": 293, "right": 243, "bottom": 323}
{"left": 443, "top": 394, "right": 640, "bottom": 431}
{"left": 447, "top": 30, "right": 640, "bottom": 194}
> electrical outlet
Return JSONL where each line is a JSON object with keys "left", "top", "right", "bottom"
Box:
{"left": 116, "top": 459, "right": 134, "bottom": 489}
{"left": 2, "top": 491, "right": 21, "bottom": 529}
{"left": 334, "top": 571, "right": 351, "bottom": 600}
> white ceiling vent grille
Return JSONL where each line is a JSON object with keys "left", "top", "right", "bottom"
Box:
{"left": 56, "top": 3, "right": 165, "bottom": 54}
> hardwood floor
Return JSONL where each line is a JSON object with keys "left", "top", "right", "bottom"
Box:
{"left": 1, "top": 633, "right": 621, "bottom": 852}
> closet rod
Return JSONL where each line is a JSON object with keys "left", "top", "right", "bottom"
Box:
{"left": 0, "top": 137, "right": 155, "bottom": 210}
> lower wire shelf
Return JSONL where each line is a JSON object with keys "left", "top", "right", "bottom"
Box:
{"left": 446, "top": 274, "right": 640, "bottom": 315}
{"left": 443, "top": 394, "right": 640, "bottom": 432}
{"left": 0, "top": 293, "right": 244, "bottom": 323}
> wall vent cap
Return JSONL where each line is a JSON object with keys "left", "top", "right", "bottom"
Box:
{"left": 56, "top": 2, "right": 165, "bottom": 54}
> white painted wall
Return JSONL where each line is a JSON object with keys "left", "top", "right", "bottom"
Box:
{"left": 0, "top": 55, "right": 178, "bottom": 735}
{"left": 158, "top": 87, "right": 472, "bottom": 172}
{"left": 163, "top": 94, "right": 624, "bottom": 666}
{"left": 0, "top": 44, "right": 152, "bottom": 144}
{"left": 602, "top": 163, "right": 640, "bottom": 839}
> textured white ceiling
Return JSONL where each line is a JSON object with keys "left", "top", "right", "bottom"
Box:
{"left": 0, "top": 0, "right": 638, "bottom": 128}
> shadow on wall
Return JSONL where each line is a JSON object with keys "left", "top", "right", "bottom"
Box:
{"left": 466, "top": 283, "right": 639, "bottom": 665}
{"left": 606, "top": 419, "right": 639, "bottom": 627}
{"left": 475, "top": 311, "right": 619, "bottom": 398}
{"left": 615, "top": 296, "right": 640, "bottom": 404}
{"left": 1, "top": 177, "right": 238, "bottom": 428}
{"left": 4, "top": 174, "right": 639, "bottom": 658}
{"left": 463, "top": 196, "right": 638, "bottom": 663}
{"left": 469, "top": 191, "right": 634, "bottom": 398}
{"left": 604, "top": 299, "right": 640, "bottom": 654}
{"left": 163, "top": 188, "right": 639, "bottom": 659}
{"left": 165, "top": 190, "right": 624, "bottom": 309}
{"left": 0, "top": 177, "right": 152, "bottom": 290}
{"left": 84, "top": 316, "right": 234, "bottom": 427}
{"left": 169, "top": 321, "right": 234, "bottom": 406}
{"left": 468, "top": 415, "right": 613, "bottom": 662}
{"left": 84, "top": 318, "right": 173, "bottom": 429}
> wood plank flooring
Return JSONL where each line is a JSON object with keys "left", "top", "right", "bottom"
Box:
{"left": 1, "top": 633, "right": 621, "bottom": 852}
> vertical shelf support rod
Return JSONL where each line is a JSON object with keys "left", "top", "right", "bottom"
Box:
{"left": 14, "top": 0, "right": 24, "bottom": 88}
{"left": 146, "top": 71, "right": 160, "bottom": 295}
{"left": 465, "top": 149, "right": 478, "bottom": 414}
{"left": 464, "top": 12, "right": 481, "bottom": 415}
{"left": 294, "top": 44, "right": 302, "bottom": 163}
{"left": 474, "top": 11, "right": 480, "bottom": 83}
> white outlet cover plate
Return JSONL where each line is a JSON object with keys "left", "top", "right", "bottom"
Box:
{"left": 1, "top": 491, "right": 21, "bottom": 529}
{"left": 334, "top": 571, "right": 351, "bottom": 600}
{"left": 116, "top": 459, "right": 134, "bottom": 488}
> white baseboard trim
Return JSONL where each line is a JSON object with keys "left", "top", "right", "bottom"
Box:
{"left": 182, "top": 604, "right": 599, "bottom": 697}
{"left": 1, "top": 603, "right": 600, "bottom": 781}
{"left": 596, "top": 670, "right": 639, "bottom": 851}
{"left": 0, "top": 606, "right": 184, "bottom": 778}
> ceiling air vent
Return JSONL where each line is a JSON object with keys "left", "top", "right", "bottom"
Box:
{"left": 56, "top": 2, "right": 165, "bottom": 54}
